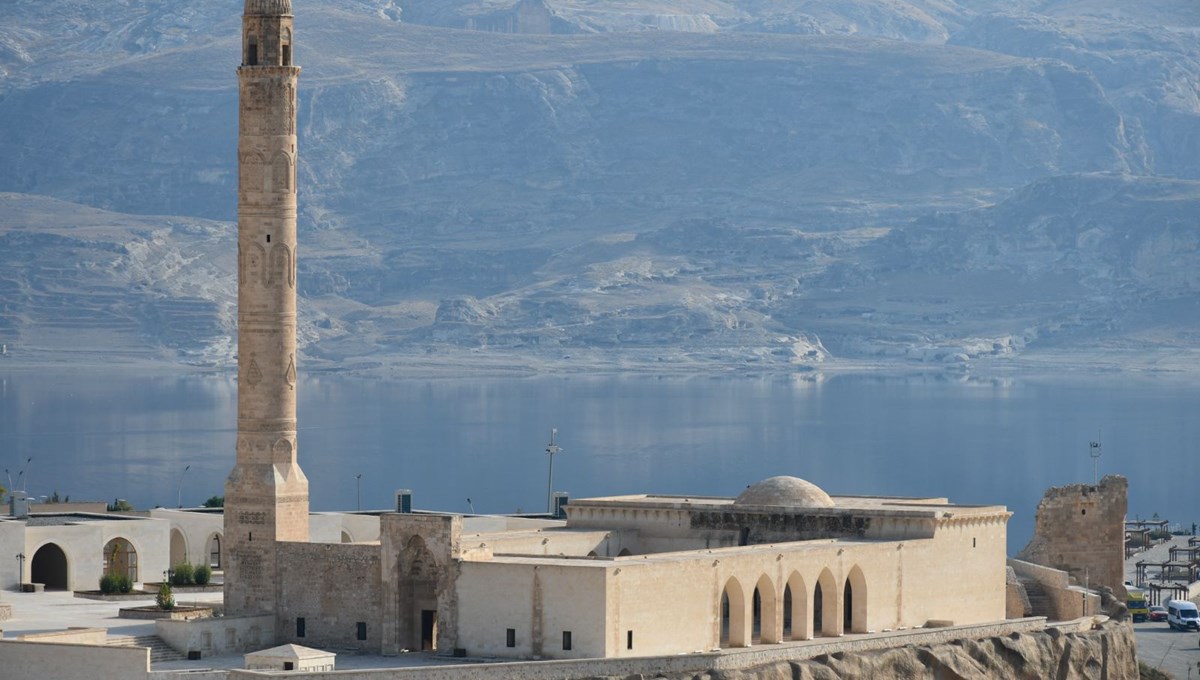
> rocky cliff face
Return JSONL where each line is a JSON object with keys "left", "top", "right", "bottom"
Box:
{"left": 623, "top": 621, "right": 1137, "bottom": 680}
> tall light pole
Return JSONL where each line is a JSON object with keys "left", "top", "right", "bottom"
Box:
{"left": 1089, "top": 430, "right": 1102, "bottom": 486}
{"left": 545, "top": 428, "right": 562, "bottom": 514}
{"left": 177, "top": 464, "right": 191, "bottom": 508}
{"left": 356, "top": 474, "right": 362, "bottom": 511}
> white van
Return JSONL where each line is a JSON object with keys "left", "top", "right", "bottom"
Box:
{"left": 1166, "top": 600, "right": 1199, "bottom": 631}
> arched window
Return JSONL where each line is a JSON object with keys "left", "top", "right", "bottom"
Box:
{"left": 282, "top": 28, "right": 292, "bottom": 65}
{"left": 247, "top": 36, "right": 259, "bottom": 66}
{"left": 104, "top": 537, "right": 138, "bottom": 582}
{"left": 208, "top": 533, "right": 222, "bottom": 569}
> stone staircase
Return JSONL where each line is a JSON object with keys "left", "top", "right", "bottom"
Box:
{"left": 1019, "top": 578, "right": 1053, "bottom": 619}
{"left": 106, "top": 634, "right": 187, "bottom": 663}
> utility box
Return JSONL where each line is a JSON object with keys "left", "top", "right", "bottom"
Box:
{"left": 553, "top": 492, "right": 569, "bottom": 519}
{"left": 395, "top": 489, "right": 413, "bottom": 514}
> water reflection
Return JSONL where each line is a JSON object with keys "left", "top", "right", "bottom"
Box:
{"left": 0, "top": 370, "right": 1195, "bottom": 554}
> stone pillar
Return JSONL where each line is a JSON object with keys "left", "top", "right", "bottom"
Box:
{"left": 224, "top": 0, "right": 309, "bottom": 620}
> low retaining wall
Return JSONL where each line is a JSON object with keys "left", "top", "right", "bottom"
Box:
{"left": 228, "top": 618, "right": 1047, "bottom": 680}
{"left": 1009, "top": 558, "right": 1102, "bottom": 620}
{"left": 0, "top": 639, "right": 148, "bottom": 680}
{"left": 157, "top": 614, "right": 274, "bottom": 657}
{"left": 120, "top": 605, "right": 213, "bottom": 620}
{"left": 17, "top": 627, "right": 109, "bottom": 644}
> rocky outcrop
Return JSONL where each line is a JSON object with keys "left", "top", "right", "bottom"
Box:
{"left": 603, "top": 620, "right": 1137, "bottom": 680}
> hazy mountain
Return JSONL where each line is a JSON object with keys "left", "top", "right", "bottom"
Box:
{"left": 0, "top": 0, "right": 1197, "bottom": 374}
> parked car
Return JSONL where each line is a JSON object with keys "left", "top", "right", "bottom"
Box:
{"left": 1167, "top": 600, "right": 1200, "bottom": 631}
{"left": 1149, "top": 606, "right": 1168, "bottom": 622}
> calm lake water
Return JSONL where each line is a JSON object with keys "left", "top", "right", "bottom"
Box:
{"left": 1, "top": 370, "right": 1196, "bottom": 554}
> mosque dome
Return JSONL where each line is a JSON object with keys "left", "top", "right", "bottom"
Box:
{"left": 245, "top": 0, "right": 293, "bottom": 15}
{"left": 733, "top": 476, "right": 835, "bottom": 508}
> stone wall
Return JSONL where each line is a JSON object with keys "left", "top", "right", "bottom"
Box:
{"left": 0, "top": 639, "right": 149, "bottom": 680}
{"left": 276, "top": 542, "right": 382, "bottom": 651}
{"left": 224, "top": 617, "right": 1142, "bottom": 680}
{"left": 380, "top": 513, "right": 462, "bottom": 655}
{"left": 156, "top": 614, "right": 275, "bottom": 657}
{"left": 1018, "top": 475, "right": 1127, "bottom": 599}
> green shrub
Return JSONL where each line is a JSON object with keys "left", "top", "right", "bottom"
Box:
{"left": 193, "top": 563, "right": 212, "bottom": 586}
{"left": 156, "top": 581, "right": 175, "bottom": 611}
{"left": 116, "top": 574, "right": 133, "bottom": 593}
{"left": 170, "top": 563, "right": 195, "bottom": 586}
{"left": 99, "top": 573, "right": 120, "bottom": 594}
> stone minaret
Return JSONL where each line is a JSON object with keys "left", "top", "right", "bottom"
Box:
{"left": 224, "top": 0, "right": 309, "bottom": 618}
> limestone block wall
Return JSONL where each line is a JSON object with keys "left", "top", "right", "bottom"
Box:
{"left": 1018, "top": 475, "right": 1127, "bottom": 598}
{"left": 455, "top": 561, "right": 608, "bottom": 658}
{"left": 474, "top": 528, "right": 626, "bottom": 557}
{"left": 276, "top": 542, "right": 382, "bottom": 651}
{"left": 0, "top": 521, "right": 24, "bottom": 588}
{"left": 308, "top": 512, "right": 381, "bottom": 544}
{"left": 22, "top": 523, "right": 97, "bottom": 590}
{"left": 156, "top": 614, "right": 275, "bottom": 657}
{"left": 0, "top": 640, "right": 149, "bottom": 680}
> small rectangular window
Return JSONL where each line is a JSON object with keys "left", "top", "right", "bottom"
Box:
{"left": 283, "top": 662, "right": 294, "bottom": 671}
{"left": 626, "top": 630, "right": 633, "bottom": 650}
{"left": 248, "top": 42, "right": 258, "bottom": 66}
{"left": 296, "top": 617, "right": 305, "bottom": 638}
{"left": 505, "top": 628, "right": 516, "bottom": 648}
{"left": 356, "top": 622, "right": 367, "bottom": 641}
{"left": 283, "top": 44, "right": 292, "bottom": 66}
{"left": 562, "top": 631, "right": 572, "bottom": 651}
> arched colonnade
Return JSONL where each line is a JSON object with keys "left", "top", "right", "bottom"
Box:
{"left": 720, "top": 564, "right": 868, "bottom": 647}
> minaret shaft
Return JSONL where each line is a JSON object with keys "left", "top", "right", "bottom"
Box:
{"left": 225, "top": 1, "right": 308, "bottom": 619}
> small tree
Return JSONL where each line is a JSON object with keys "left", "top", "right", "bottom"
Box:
{"left": 99, "top": 573, "right": 120, "bottom": 594}
{"left": 156, "top": 581, "right": 175, "bottom": 611}
{"left": 193, "top": 563, "right": 212, "bottom": 586}
{"left": 203, "top": 496, "right": 224, "bottom": 508}
{"left": 117, "top": 574, "right": 133, "bottom": 594}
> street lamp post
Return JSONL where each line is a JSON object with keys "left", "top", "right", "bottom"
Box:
{"left": 15, "top": 552, "right": 25, "bottom": 588}
{"left": 356, "top": 474, "right": 362, "bottom": 511}
{"left": 177, "top": 464, "right": 191, "bottom": 508}
{"left": 545, "top": 428, "right": 562, "bottom": 514}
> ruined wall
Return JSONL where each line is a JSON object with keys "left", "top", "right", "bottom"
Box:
{"left": 1018, "top": 475, "right": 1127, "bottom": 598}
{"left": 276, "top": 542, "right": 382, "bottom": 651}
